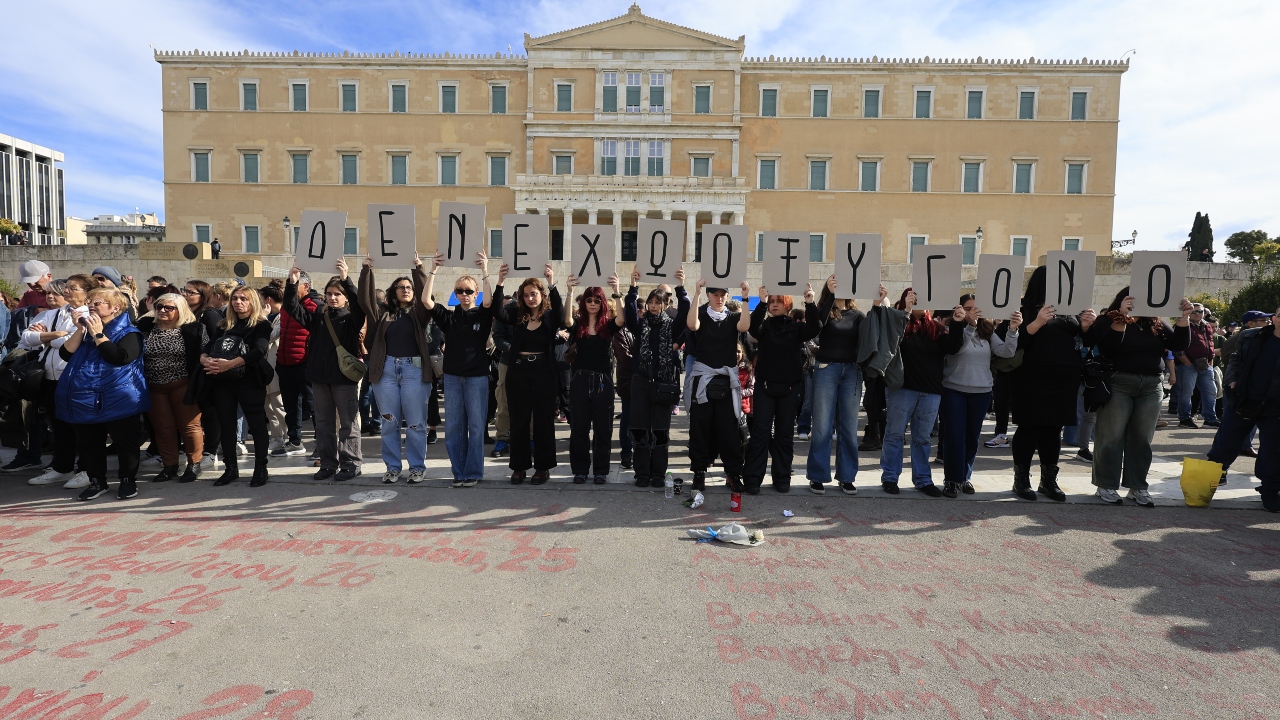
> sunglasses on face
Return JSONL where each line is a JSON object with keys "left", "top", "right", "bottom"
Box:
{"left": 157, "top": 305, "right": 177, "bottom": 313}
{"left": 89, "top": 300, "right": 111, "bottom": 308}
{"left": 454, "top": 288, "right": 475, "bottom": 296}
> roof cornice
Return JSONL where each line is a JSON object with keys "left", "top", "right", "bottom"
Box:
{"left": 153, "top": 49, "right": 526, "bottom": 67}
{"left": 743, "top": 54, "right": 1129, "bottom": 73}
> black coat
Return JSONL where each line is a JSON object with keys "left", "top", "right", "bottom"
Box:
{"left": 283, "top": 277, "right": 364, "bottom": 385}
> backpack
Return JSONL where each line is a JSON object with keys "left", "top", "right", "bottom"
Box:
{"left": 0, "top": 347, "right": 46, "bottom": 401}
{"left": 208, "top": 332, "right": 248, "bottom": 379}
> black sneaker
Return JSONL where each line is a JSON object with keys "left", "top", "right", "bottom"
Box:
{"left": 459, "top": 478, "right": 479, "bottom": 487}
{"left": 78, "top": 481, "right": 109, "bottom": 501}
{"left": 1, "top": 457, "right": 42, "bottom": 473}
{"left": 117, "top": 479, "right": 138, "bottom": 499}
{"left": 619, "top": 454, "right": 633, "bottom": 470}
{"left": 941, "top": 481, "right": 959, "bottom": 498}
{"left": 1178, "top": 419, "right": 1199, "bottom": 429}
{"left": 1076, "top": 448, "right": 1094, "bottom": 463}
{"left": 960, "top": 481, "right": 975, "bottom": 494}
{"left": 1204, "top": 419, "right": 1220, "bottom": 427}
{"left": 593, "top": 475, "right": 606, "bottom": 485}
{"left": 335, "top": 467, "right": 361, "bottom": 482}
{"left": 634, "top": 476, "right": 649, "bottom": 488}
{"left": 427, "top": 429, "right": 438, "bottom": 444}
{"left": 510, "top": 471, "right": 526, "bottom": 485}
{"left": 881, "top": 482, "right": 900, "bottom": 494}
{"left": 839, "top": 482, "right": 858, "bottom": 495}
{"left": 918, "top": 483, "right": 943, "bottom": 497}
{"left": 573, "top": 474, "right": 587, "bottom": 484}
{"left": 314, "top": 467, "right": 337, "bottom": 481}
{"left": 808, "top": 481, "right": 825, "bottom": 495}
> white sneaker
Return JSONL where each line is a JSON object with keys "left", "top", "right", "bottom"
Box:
{"left": 382, "top": 470, "right": 401, "bottom": 484}
{"left": 1096, "top": 487, "right": 1123, "bottom": 505}
{"left": 28, "top": 468, "right": 68, "bottom": 485}
{"left": 1126, "top": 488, "right": 1155, "bottom": 508}
{"left": 200, "top": 454, "right": 218, "bottom": 472}
{"left": 236, "top": 443, "right": 250, "bottom": 457}
{"left": 284, "top": 442, "right": 307, "bottom": 456}
{"left": 984, "top": 434, "right": 1010, "bottom": 448}
{"left": 797, "top": 433, "right": 810, "bottom": 441}
{"left": 63, "top": 471, "right": 90, "bottom": 489}
{"left": 407, "top": 468, "right": 426, "bottom": 484}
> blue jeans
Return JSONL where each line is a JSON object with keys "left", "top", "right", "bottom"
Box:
{"left": 941, "top": 389, "right": 992, "bottom": 485}
{"left": 1176, "top": 364, "right": 1219, "bottom": 423}
{"left": 806, "top": 362, "right": 862, "bottom": 485}
{"left": 881, "top": 387, "right": 941, "bottom": 487}
{"left": 444, "top": 374, "right": 489, "bottom": 481}
{"left": 360, "top": 376, "right": 380, "bottom": 432}
{"left": 373, "top": 357, "right": 428, "bottom": 473}
{"left": 1221, "top": 395, "right": 1257, "bottom": 452}
{"left": 797, "top": 372, "right": 813, "bottom": 434}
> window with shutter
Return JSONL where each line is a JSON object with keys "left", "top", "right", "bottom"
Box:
{"left": 908, "top": 236, "right": 926, "bottom": 262}
{"left": 624, "top": 141, "right": 640, "bottom": 176}
{"left": 440, "top": 156, "right": 456, "bottom": 185}
{"left": 390, "top": 155, "right": 407, "bottom": 185}
{"left": 863, "top": 89, "right": 880, "bottom": 118}
{"left": 555, "top": 156, "right": 573, "bottom": 175}
{"left": 292, "top": 83, "right": 307, "bottom": 111}
{"left": 761, "top": 88, "right": 777, "bottom": 116}
{"left": 759, "top": 159, "right": 775, "bottom": 189}
{"left": 647, "top": 141, "right": 663, "bottom": 176}
{"left": 809, "top": 160, "right": 827, "bottom": 190}
{"left": 812, "top": 89, "right": 828, "bottom": 117}
{"left": 193, "top": 82, "right": 208, "bottom": 110}
{"left": 1014, "top": 163, "right": 1033, "bottom": 193}
{"left": 244, "top": 226, "right": 260, "bottom": 254}
{"left": 692, "top": 157, "right": 710, "bottom": 177}
{"left": 193, "top": 153, "right": 209, "bottom": 183}
{"left": 649, "top": 73, "right": 664, "bottom": 112}
{"left": 341, "top": 155, "right": 358, "bottom": 185}
{"left": 963, "top": 163, "right": 981, "bottom": 193}
{"left": 694, "top": 86, "right": 710, "bottom": 113}
{"left": 490, "top": 156, "right": 506, "bottom": 186}
{"left": 1071, "top": 91, "right": 1087, "bottom": 120}
{"left": 242, "top": 83, "right": 257, "bottom": 111}
{"left": 341, "top": 84, "right": 357, "bottom": 112}
{"left": 441, "top": 86, "right": 456, "bottom": 113}
{"left": 1066, "top": 164, "right": 1085, "bottom": 194}
{"left": 556, "top": 84, "right": 572, "bottom": 112}
{"left": 967, "top": 90, "right": 983, "bottom": 119}
{"left": 344, "top": 228, "right": 358, "bottom": 256}
{"left": 961, "top": 236, "right": 976, "bottom": 265}
{"left": 915, "top": 90, "right": 931, "bottom": 118}
{"left": 292, "top": 154, "right": 308, "bottom": 183}
{"left": 810, "top": 234, "right": 824, "bottom": 262}
{"left": 911, "top": 162, "right": 929, "bottom": 192}
{"left": 392, "top": 84, "right": 407, "bottom": 113}
{"left": 1019, "top": 91, "right": 1036, "bottom": 119}
{"left": 490, "top": 85, "right": 505, "bottom": 114}
{"left": 242, "top": 153, "right": 258, "bottom": 183}
{"left": 860, "top": 161, "right": 878, "bottom": 191}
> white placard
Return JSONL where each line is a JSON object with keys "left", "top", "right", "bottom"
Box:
{"left": 834, "top": 233, "right": 882, "bottom": 301}
{"left": 570, "top": 224, "right": 617, "bottom": 288}
{"left": 910, "top": 244, "right": 963, "bottom": 311}
{"left": 975, "top": 255, "right": 1025, "bottom": 320}
{"left": 1044, "top": 251, "right": 1096, "bottom": 315}
{"left": 436, "top": 202, "right": 486, "bottom": 268}
{"left": 366, "top": 204, "right": 416, "bottom": 269}
{"left": 1129, "top": 251, "right": 1187, "bottom": 317}
{"left": 294, "top": 210, "right": 349, "bottom": 273}
{"left": 700, "top": 225, "right": 748, "bottom": 290}
{"left": 501, "top": 214, "right": 549, "bottom": 280}
{"left": 761, "top": 231, "right": 809, "bottom": 296}
{"left": 636, "top": 218, "right": 684, "bottom": 283}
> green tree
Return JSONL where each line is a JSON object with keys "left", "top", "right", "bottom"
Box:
{"left": 0, "top": 218, "right": 19, "bottom": 239}
{"left": 1227, "top": 268, "right": 1280, "bottom": 322}
{"left": 1190, "top": 292, "right": 1229, "bottom": 320}
{"left": 1225, "top": 229, "right": 1270, "bottom": 263}
{"left": 1186, "top": 212, "right": 1215, "bottom": 261}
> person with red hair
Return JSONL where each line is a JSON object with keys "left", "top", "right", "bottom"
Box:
{"left": 564, "top": 273, "right": 627, "bottom": 484}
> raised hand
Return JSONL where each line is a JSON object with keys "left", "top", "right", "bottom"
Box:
{"left": 804, "top": 283, "right": 815, "bottom": 304}
{"left": 1037, "top": 304, "right": 1057, "bottom": 324}
{"left": 694, "top": 278, "right": 707, "bottom": 294}
{"left": 566, "top": 274, "right": 580, "bottom": 291}
{"left": 288, "top": 266, "right": 301, "bottom": 284}
{"left": 363, "top": 255, "right": 374, "bottom": 269}
{"left": 1079, "top": 308, "right": 1097, "bottom": 332}
{"left": 497, "top": 263, "right": 509, "bottom": 285}
{"left": 630, "top": 265, "right": 641, "bottom": 287}
{"left": 544, "top": 263, "right": 555, "bottom": 286}
{"left": 608, "top": 273, "right": 620, "bottom": 294}
{"left": 1009, "top": 311, "right": 1024, "bottom": 331}
{"left": 826, "top": 274, "right": 837, "bottom": 293}
{"left": 878, "top": 284, "right": 889, "bottom": 305}
{"left": 1178, "top": 297, "right": 1193, "bottom": 318}
{"left": 904, "top": 290, "right": 917, "bottom": 310}
{"left": 431, "top": 252, "right": 445, "bottom": 272}
{"left": 412, "top": 252, "right": 422, "bottom": 268}
{"left": 476, "top": 250, "right": 489, "bottom": 273}
{"left": 758, "top": 285, "right": 769, "bottom": 302}
{"left": 336, "top": 257, "right": 349, "bottom": 280}
{"left": 674, "top": 267, "right": 686, "bottom": 286}
{"left": 739, "top": 280, "right": 751, "bottom": 299}
{"left": 952, "top": 305, "right": 967, "bottom": 323}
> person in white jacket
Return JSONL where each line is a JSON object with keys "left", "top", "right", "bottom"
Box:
{"left": 24, "top": 277, "right": 92, "bottom": 489}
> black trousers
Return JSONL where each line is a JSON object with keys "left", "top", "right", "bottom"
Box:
{"left": 40, "top": 379, "right": 77, "bottom": 474}
{"left": 277, "top": 363, "right": 313, "bottom": 445}
{"left": 992, "top": 370, "right": 1012, "bottom": 435}
{"left": 744, "top": 384, "right": 800, "bottom": 489}
{"left": 213, "top": 379, "right": 270, "bottom": 467}
{"left": 690, "top": 394, "right": 743, "bottom": 478}
{"left": 569, "top": 372, "right": 614, "bottom": 477}
{"left": 428, "top": 379, "right": 441, "bottom": 427}
{"left": 198, "top": 396, "right": 220, "bottom": 458}
{"left": 1012, "top": 423, "right": 1062, "bottom": 468}
{"left": 507, "top": 355, "right": 558, "bottom": 472}
{"left": 863, "top": 375, "right": 887, "bottom": 436}
{"left": 77, "top": 415, "right": 141, "bottom": 483}
{"left": 629, "top": 375, "right": 672, "bottom": 481}
{"left": 557, "top": 364, "right": 572, "bottom": 420}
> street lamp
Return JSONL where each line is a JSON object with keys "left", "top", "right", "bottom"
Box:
{"left": 976, "top": 226, "right": 983, "bottom": 243}
{"left": 283, "top": 216, "right": 291, "bottom": 251}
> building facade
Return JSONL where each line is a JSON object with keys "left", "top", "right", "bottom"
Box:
{"left": 0, "top": 133, "right": 67, "bottom": 245}
{"left": 82, "top": 212, "right": 165, "bottom": 244}
{"left": 156, "top": 5, "right": 1126, "bottom": 268}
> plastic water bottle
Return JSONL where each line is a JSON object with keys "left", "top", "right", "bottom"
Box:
{"left": 664, "top": 473, "right": 674, "bottom": 499}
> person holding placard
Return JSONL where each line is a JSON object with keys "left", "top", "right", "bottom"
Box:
{"left": 357, "top": 253, "right": 434, "bottom": 485}
{"left": 880, "top": 289, "right": 961, "bottom": 497}
{"left": 745, "top": 281, "right": 825, "bottom": 494}
{"left": 494, "top": 263, "right": 561, "bottom": 485}
{"left": 284, "top": 260, "right": 365, "bottom": 483}
{"left": 623, "top": 268, "right": 688, "bottom": 488}
{"left": 939, "top": 294, "right": 1022, "bottom": 498}
{"left": 1089, "top": 289, "right": 1192, "bottom": 507}
{"left": 564, "top": 272, "right": 626, "bottom": 485}
{"left": 1011, "top": 266, "right": 1098, "bottom": 502}
{"left": 685, "top": 278, "right": 753, "bottom": 493}
{"left": 423, "top": 251, "right": 505, "bottom": 488}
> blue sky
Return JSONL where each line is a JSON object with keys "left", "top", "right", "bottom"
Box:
{"left": 3, "top": 0, "right": 1277, "bottom": 251}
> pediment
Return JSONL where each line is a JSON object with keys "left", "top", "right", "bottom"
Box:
{"left": 525, "top": 5, "right": 744, "bottom": 52}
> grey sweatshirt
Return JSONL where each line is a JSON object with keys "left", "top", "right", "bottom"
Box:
{"left": 942, "top": 321, "right": 1019, "bottom": 393}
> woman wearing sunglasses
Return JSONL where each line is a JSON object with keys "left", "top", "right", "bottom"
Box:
{"left": 358, "top": 253, "right": 434, "bottom": 484}
{"left": 423, "top": 251, "right": 506, "bottom": 488}
{"left": 564, "top": 272, "right": 626, "bottom": 484}
{"left": 181, "top": 279, "right": 225, "bottom": 470}
{"left": 137, "top": 293, "right": 208, "bottom": 483}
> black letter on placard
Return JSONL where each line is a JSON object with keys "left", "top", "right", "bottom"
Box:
{"left": 1056, "top": 260, "right": 1075, "bottom": 305}
{"left": 992, "top": 268, "right": 1012, "bottom": 309}
{"left": 925, "top": 254, "right": 945, "bottom": 300}
{"left": 779, "top": 237, "right": 799, "bottom": 286}
{"left": 1147, "top": 264, "right": 1171, "bottom": 308}
{"left": 578, "top": 234, "right": 602, "bottom": 278}
{"left": 377, "top": 211, "right": 398, "bottom": 257}
{"left": 307, "top": 222, "right": 326, "bottom": 259}
{"left": 512, "top": 223, "right": 530, "bottom": 271}
{"left": 846, "top": 242, "right": 867, "bottom": 294}
{"left": 646, "top": 231, "right": 668, "bottom": 277}
{"left": 448, "top": 214, "right": 466, "bottom": 259}
{"left": 711, "top": 232, "right": 733, "bottom": 280}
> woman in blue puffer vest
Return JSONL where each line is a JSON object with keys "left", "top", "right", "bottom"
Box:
{"left": 56, "top": 287, "right": 149, "bottom": 501}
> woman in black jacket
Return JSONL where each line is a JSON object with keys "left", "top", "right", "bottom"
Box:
{"left": 1011, "top": 266, "right": 1098, "bottom": 501}
{"left": 746, "top": 282, "right": 825, "bottom": 494}
{"left": 201, "top": 285, "right": 273, "bottom": 487}
{"left": 624, "top": 268, "right": 690, "bottom": 489}
{"left": 138, "top": 293, "right": 208, "bottom": 484}
{"left": 564, "top": 273, "right": 626, "bottom": 485}
{"left": 494, "top": 264, "right": 562, "bottom": 485}
{"left": 1091, "top": 288, "right": 1192, "bottom": 506}
{"left": 285, "top": 260, "right": 365, "bottom": 482}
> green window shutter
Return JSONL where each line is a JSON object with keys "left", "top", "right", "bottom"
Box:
{"left": 812, "top": 89, "right": 828, "bottom": 118}
{"left": 193, "top": 153, "right": 209, "bottom": 182}
{"left": 341, "top": 155, "right": 357, "bottom": 185}
{"left": 1012, "top": 238, "right": 1028, "bottom": 258}
{"left": 344, "top": 228, "right": 358, "bottom": 255}
{"left": 961, "top": 237, "right": 976, "bottom": 265}
{"left": 441, "top": 86, "right": 456, "bottom": 113}
{"left": 242, "top": 83, "right": 257, "bottom": 111}
{"left": 551, "top": 229, "right": 564, "bottom": 260}
{"left": 440, "top": 156, "right": 456, "bottom": 185}
{"left": 1019, "top": 91, "right": 1035, "bottom": 119}
{"left": 963, "top": 163, "right": 981, "bottom": 193}
{"left": 694, "top": 86, "right": 710, "bottom": 113}
{"left": 602, "top": 86, "right": 617, "bottom": 113}
{"left": 915, "top": 90, "right": 931, "bottom": 118}
{"left": 863, "top": 89, "right": 879, "bottom": 118}
{"left": 243, "top": 153, "right": 258, "bottom": 183}
{"left": 601, "top": 157, "right": 616, "bottom": 176}
{"left": 196, "top": 226, "right": 211, "bottom": 244}
{"left": 625, "top": 86, "right": 640, "bottom": 112}
{"left": 1067, "top": 164, "right": 1084, "bottom": 194}
{"left": 556, "top": 84, "right": 572, "bottom": 112}
{"left": 392, "top": 85, "right": 407, "bottom": 113}
{"left": 810, "top": 234, "right": 824, "bottom": 262}
{"left": 624, "top": 156, "right": 639, "bottom": 176}
{"left": 860, "top": 161, "right": 877, "bottom": 191}
{"left": 759, "top": 160, "right": 775, "bottom": 189}
{"left": 809, "top": 161, "right": 826, "bottom": 190}
{"left": 490, "top": 229, "right": 502, "bottom": 258}
{"left": 1014, "top": 163, "right": 1032, "bottom": 193}
{"left": 649, "top": 86, "right": 664, "bottom": 111}
{"left": 490, "top": 85, "right": 506, "bottom": 114}
{"left": 761, "top": 88, "right": 777, "bottom": 117}
{"left": 1071, "top": 92, "right": 1087, "bottom": 120}
{"left": 292, "top": 154, "right": 308, "bottom": 184}
{"left": 245, "top": 226, "right": 260, "bottom": 254}
{"left": 648, "top": 157, "right": 663, "bottom": 176}
{"left": 193, "top": 82, "right": 207, "bottom": 110}
{"left": 908, "top": 236, "right": 926, "bottom": 262}
{"left": 1064, "top": 238, "right": 1080, "bottom": 251}
{"left": 692, "top": 157, "right": 709, "bottom": 177}
{"left": 967, "top": 90, "right": 983, "bottom": 119}
{"left": 391, "top": 156, "right": 407, "bottom": 185}
{"left": 490, "top": 156, "right": 506, "bottom": 186}
{"left": 911, "top": 162, "right": 929, "bottom": 192}
{"left": 555, "top": 156, "right": 572, "bottom": 175}
{"left": 292, "top": 84, "right": 307, "bottom": 111}
{"left": 342, "top": 84, "right": 356, "bottom": 112}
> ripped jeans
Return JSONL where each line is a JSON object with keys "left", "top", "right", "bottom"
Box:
{"left": 372, "top": 356, "right": 429, "bottom": 473}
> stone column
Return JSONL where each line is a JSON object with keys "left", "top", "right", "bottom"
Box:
{"left": 612, "top": 208, "right": 623, "bottom": 258}
{"left": 732, "top": 211, "right": 743, "bottom": 225}
{"left": 587, "top": 210, "right": 598, "bottom": 226}
{"left": 685, "top": 212, "right": 698, "bottom": 262}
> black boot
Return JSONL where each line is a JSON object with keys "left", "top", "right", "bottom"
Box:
{"left": 152, "top": 464, "right": 179, "bottom": 483}
{"left": 1012, "top": 464, "right": 1036, "bottom": 501}
{"left": 692, "top": 471, "right": 705, "bottom": 491}
{"left": 250, "top": 461, "right": 268, "bottom": 487}
{"left": 858, "top": 423, "right": 882, "bottom": 452}
{"left": 1037, "top": 464, "right": 1066, "bottom": 502}
{"left": 213, "top": 458, "right": 239, "bottom": 486}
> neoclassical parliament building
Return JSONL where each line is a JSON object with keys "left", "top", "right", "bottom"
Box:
{"left": 157, "top": 4, "right": 1126, "bottom": 270}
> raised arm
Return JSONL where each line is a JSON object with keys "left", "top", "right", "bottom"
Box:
{"left": 800, "top": 284, "right": 824, "bottom": 342}
{"left": 410, "top": 257, "right": 430, "bottom": 323}
{"left": 283, "top": 267, "right": 318, "bottom": 329}
{"left": 422, "top": 252, "right": 443, "bottom": 311}
{"left": 564, "top": 274, "right": 579, "bottom": 329}
{"left": 610, "top": 273, "right": 625, "bottom": 327}
{"left": 735, "top": 281, "right": 753, "bottom": 333}
{"left": 357, "top": 258, "right": 379, "bottom": 318}
{"left": 687, "top": 279, "right": 704, "bottom": 332}
{"left": 624, "top": 283, "right": 640, "bottom": 333}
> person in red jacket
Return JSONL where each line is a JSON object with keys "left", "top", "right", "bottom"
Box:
{"left": 275, "top": 270, "right": 322, "bottom": 456}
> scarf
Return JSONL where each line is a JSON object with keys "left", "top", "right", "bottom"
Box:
{"left": 1105, "top": 310, "right": 1137, "bottom": 325}
{"left": 637, "top": 311, "right": 675, "bottom": 382}
{"left": 706, "top": 306, "right": 728, "bottom": 322}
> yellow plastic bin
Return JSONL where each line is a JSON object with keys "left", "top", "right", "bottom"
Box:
{"left": 1179, "top": 458, "right": 1222, "bottom": 507}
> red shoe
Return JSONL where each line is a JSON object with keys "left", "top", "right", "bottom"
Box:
{"left": 1241, "top": 447, "right": 1259, "bottom": 458}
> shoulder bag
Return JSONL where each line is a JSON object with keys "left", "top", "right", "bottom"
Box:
{"left": 325, "top": 312, "right": 367, "bottom": 383}
{"left": 207, "top": 331, "right": 248, "bottom": 380}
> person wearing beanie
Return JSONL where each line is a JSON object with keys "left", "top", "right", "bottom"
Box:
{"left": 92, "top": 267, "right": 137, "bottom": 322}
